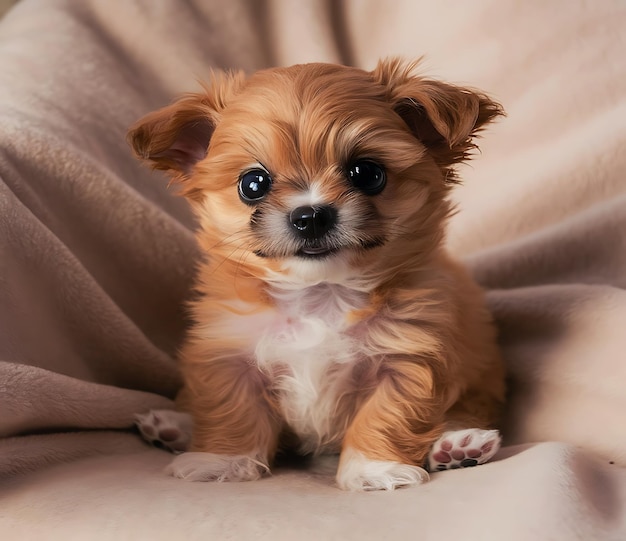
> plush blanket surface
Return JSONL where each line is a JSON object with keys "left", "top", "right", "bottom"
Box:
{"left": 1, "top": 0, "right": 625, "bottom": 539}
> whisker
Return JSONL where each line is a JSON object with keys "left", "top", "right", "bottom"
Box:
{"left": 207, "top": 242, "right": 249, "bottom": 277}
{"left": 206, "top": 229, "right": 250, "bottom": 251}
{"left": 234, "top": 245, "right": 255, "bottom": 284}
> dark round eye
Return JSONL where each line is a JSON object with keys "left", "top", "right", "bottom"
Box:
{"left": 347, "top": 160, "right": 386, "bottom": 195}
{"left": 238, "top": 169, "right": 272, "bottom": 203}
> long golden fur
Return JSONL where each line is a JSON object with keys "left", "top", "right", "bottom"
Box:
{"left": 129, "top": 58, "right": 506, "bottom": 490}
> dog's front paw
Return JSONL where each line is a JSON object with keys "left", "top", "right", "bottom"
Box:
{"left": 134, "top": 410, "right": 193, "bottom": 453}
{"left": 336, "top": 447, "right": 429, "bottom": 491}
{"left": 428, "top": 428, "right": 501, "bottom": 472}
{"left": 165, "top": 452, "right": 270, "bottom": 482}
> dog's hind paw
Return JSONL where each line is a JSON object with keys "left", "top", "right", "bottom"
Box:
{"left": 427, "top": 428, "right": 501, "bottom": 472}
{"left": 166, "top": 452, "right": 270, "bottom": 482}
{"left": 134, "top": 409, "right": 193, "bottom": 454}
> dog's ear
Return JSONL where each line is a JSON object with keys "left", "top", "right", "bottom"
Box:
{"left": 373, "top": 58, "right": 504, "bottom": 176}
{"left": 127, "top": 71, "right": 245, "bottom": 188}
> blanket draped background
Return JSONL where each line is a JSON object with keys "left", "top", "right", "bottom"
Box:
{"left": 1, "top": 1, "right": 625, "bottom": 539}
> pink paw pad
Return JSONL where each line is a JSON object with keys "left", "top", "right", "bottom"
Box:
{"left": 427, "top": 429, "right": 501, "bottom": 472}
{"left": 134, "top": 410, "right": 193, "bottom": 454}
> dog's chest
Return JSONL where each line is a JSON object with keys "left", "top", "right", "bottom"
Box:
{"left": 255, "top": 283, "right": 366, "bottom": 452}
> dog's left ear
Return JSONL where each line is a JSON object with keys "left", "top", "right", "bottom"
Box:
{"left": 373, "top": 58, "right": 504, "bottom": 171}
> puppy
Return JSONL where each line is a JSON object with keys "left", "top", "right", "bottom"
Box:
{"left": 130, "top": 58, "right": 506, "bottom": 491}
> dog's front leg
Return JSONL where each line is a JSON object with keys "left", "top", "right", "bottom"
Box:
{"left": 166, "top": 357, "right": 281, "bottom": 482}
{"left": 337, "top": 359, "right": 444, "bottom": 491}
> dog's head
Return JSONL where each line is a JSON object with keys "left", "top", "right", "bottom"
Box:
{"left": 128, "top": 59, "right": 502, "bottom": 286}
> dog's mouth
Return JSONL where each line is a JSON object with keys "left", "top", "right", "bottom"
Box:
{"left": 254, "top": 238, "right": 385, "bottom": 260}
{"left": 295, "top": 238, "right": 384, "bottom": 260}
{"left": 296, "top": 245, "right": 337, "bottom": 259}
{"left": 254, "top": 245, "right": 337, "bottom": 259}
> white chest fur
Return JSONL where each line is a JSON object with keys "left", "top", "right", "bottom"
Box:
{"left": 254, "top": 283, "right": 367, "bottom": 453}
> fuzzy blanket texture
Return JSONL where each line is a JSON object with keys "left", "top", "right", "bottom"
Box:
{"left": 1, "top": 0, "right": 625, "bottom": 539}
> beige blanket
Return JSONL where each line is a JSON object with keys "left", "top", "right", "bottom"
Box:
{"left": 1, "top": 0, "right": 625, "bottom": 539}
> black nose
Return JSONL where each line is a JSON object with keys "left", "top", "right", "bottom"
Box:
{"left": 289, "top": 205, "right": 337, "bottom": 240}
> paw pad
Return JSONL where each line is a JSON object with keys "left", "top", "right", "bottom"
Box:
{"left": 134, "top": 410, "right": 193, "bottom": 454}
{"left": 427, "top": 428, "right": 501, "bottom": 472}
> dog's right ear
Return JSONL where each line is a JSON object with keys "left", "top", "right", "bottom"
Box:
{"left": 127, "top": 71, "right": 245, "bottom": 187}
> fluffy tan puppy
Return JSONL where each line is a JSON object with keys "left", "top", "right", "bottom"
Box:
{"left": 130, "top": 58, "right": 506, "bottom": 491}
